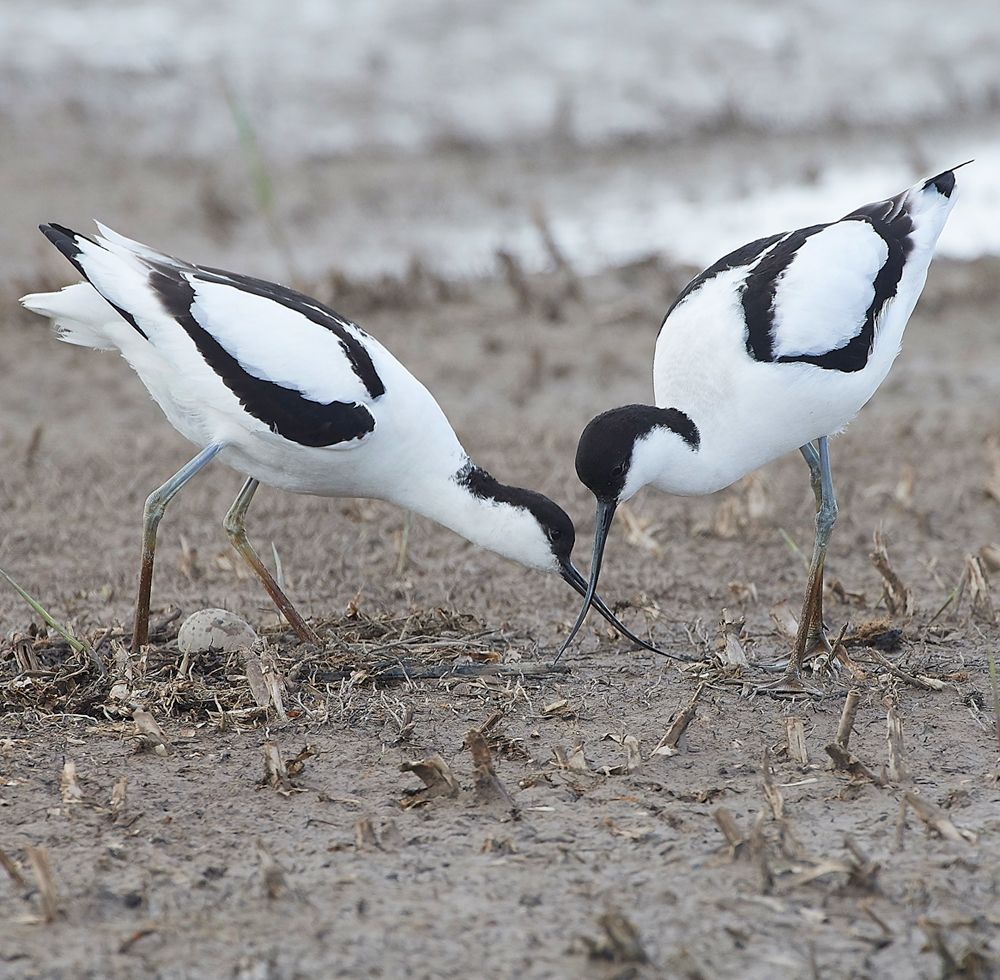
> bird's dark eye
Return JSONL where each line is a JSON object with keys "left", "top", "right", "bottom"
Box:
{"left": 613, "top": 462, "right": 626, "bottom": 476}
{"left": 547, "top": 527, "right": 561, "bottom": 542}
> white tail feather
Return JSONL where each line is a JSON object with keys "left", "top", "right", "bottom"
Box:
{"left": 20, "top": 282, "right": 123, "bottom": 351}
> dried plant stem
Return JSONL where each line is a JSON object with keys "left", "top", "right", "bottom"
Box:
{"left": 466, "top": 728, "right": 514, "bottom": 808}
{"left": 782, "top": 716, "right": 809, "bottom": 764}
{"left": 496, "top": 249, "right": 532, "bottom": 311}
{"left": 761, "top": 746, "right": 784, "bottom": 820}
{"left": 886, "top": 705, "right": 910, "bottom": 784}
{"left": 26, "top": 846, "right": 60, "bottom": 923}
{"left": 395, "top": 511, "right": 412, "bottom": 577}
{"left": 224, "top": 85, "right": 299, "bottom": 287}
{"left": 866, "top": 648, "right": 936, "bottom": 691}
{"left": 0, "top": 845, "right": 26, "bottom": 890}
{"left": 988, "top": 633, "right": 1000, "bottom": 757}
{"left": 825, "top": 742, "right": 879, "bottom": 783}
{"left": 836, "top": 688, "right": 863, "bottom": 749}
{"left": 651, "top": 681, "right": 705, "bottom": 758}
{"left": 531, "top": 203, "right": 581, "bottom": 299}
{"left": 903, "top": 790, "right": 977, "bottom": 843}
{"left": 870, "top": 530, "right": 914, "bottom": 616}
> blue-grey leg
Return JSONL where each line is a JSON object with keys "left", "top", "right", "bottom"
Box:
{"left": 800, "top": 441, "right": 824, "bottom": 512}
{"left": 223, "top": 477, "right": 320, "bottom": 645}
{"left": 762, "top": 437, "right": 838, "bottom": 694}
{"left": 133, "top": 443, "right": 224, "bottom": 652}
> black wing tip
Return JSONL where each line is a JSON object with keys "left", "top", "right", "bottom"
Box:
{"left": 40, "top": 222, "right": 82, "bottom": 254}
{"left": 39, "top": 223, "right": 99, "bottom": 277}
{"left": 922, "top": 160, "right": 972, "bottom": 199}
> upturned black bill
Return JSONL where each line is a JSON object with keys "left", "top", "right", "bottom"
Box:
{"left": 556, "top": 498, "right": 618, "bottom": 661}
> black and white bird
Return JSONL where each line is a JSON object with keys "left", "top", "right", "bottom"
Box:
{"left": 22, "top": 223, "right": 656, "bottom": 655}
{"left": 561, "top": 166, "right": 963, "bottom": 690}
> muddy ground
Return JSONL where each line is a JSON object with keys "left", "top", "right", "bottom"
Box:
{"left": 1, "top": 253, "right": 1000, "bottom": 979}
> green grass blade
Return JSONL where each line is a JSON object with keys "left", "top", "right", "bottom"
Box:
{"left": 223, "top": 85, "right": 300, "bottom": 286}
{"left": 0, "top": 567, "right": 104, "bottom": 674}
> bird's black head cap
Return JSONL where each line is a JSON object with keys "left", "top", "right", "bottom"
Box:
{"left": 457, "top": 462, "right": 576, "bottom": 563}
{"left": 575, "top": 405, "right": 699, "bottom": 501}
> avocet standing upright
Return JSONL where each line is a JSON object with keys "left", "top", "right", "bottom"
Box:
{"left": 561, "top": 166, "right": 963, "bottom": 691}
{"left": 22, "top": 223, "right": 657, "bottom": 656}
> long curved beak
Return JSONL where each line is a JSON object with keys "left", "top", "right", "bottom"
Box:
{"left": 556, "top": 498, "right": 618, "bottom": 661}
{"left": 559, "top": 559, "right": 680, "bottom": 660}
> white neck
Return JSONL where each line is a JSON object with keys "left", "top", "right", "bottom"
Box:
{"left": 625, "top": 425, "right": 711, "bottom": 499}
{"left": 392, "top": 459, "right": 559, "bottom": 573}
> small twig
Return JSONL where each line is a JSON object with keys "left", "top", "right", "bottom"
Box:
{"left": 965, "top": 553, "right": 996, "bottom": 621}
{"left": 110, "top": 778, "right": 127, "bottom": 823}
{"left": 865, "top": 649, "right": 936, "bottom": 691}
{"left": 918, "top": 917, "right": 960, "bottom": 977}
{"left": 354, "top": 817, "right": 380, "bottom": 852}
{"left": 622, "top": 735, "right": 643, "bottom": 774}
{"left": 814, "top": 622, "right": 851, "bottom": 676}
{"left": 60, "top": 759, "right": 84, "bottom": 804}
{"left": 132, "top": 711, "right": 174, "bottom": 756}
{"left": 118, "top": 928, "right": 157, "bottom": 954}
{"left": 749, "top": 810, "right": 774, "bottom": 894}
{"left": 311, "top": 661, "right": 570, "bottom": 683}
{"left": 894, "top": 797, "right": 908, "bottom": 852}
{"left": 23, "top": 424, "right": 43, "bottom": 467}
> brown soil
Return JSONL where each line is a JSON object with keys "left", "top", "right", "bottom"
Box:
{"left": 1, "top": 256, "right": 999, "bottom": 979}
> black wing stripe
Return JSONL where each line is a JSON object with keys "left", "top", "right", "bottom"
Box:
{"left": 662, "top": 232, "right": 786, "bottom": 326}
{"left": 192, "top": 266, "right": 385, "bottom": 399}
{"left": 741, "top": 223, "right": 828, "bottom": 363}
{"left": 744, "top": 202, "right": 912, "bottom": 373}
{"left": 39, "top": 224, "right": 149, "bottom": 340}
{"left": 149, "top": 266, "right": 375, "bottom": 448}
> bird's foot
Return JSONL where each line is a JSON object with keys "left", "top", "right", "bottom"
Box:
{"left": 756, "top": 673, "right": 824, "bottom": 698}
{"left": 755, "top": 627, "right": 829, "bottom": 697}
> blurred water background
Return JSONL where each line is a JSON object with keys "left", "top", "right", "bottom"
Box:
{"left": 2, "top": 0, "right": 1000, "bottom": 285}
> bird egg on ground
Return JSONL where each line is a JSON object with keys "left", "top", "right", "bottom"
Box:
{"left": 177, "top": 608, "right": 257, "bottom": 654}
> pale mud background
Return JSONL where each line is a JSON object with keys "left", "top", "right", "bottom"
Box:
{"left": 3, "top": 3, "right": 1000, "bottom": 978}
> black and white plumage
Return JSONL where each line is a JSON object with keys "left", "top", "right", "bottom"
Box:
{"left": 22, "top": 223, "right": 658, "bottom": 655}
{"left": 562, "top": 167, "right": 962, "bottom": 687}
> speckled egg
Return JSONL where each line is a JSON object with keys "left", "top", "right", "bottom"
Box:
{"left": 177, "top": 608, "right": 257, "bottom": 654}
